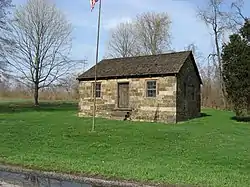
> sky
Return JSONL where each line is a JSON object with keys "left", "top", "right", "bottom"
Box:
{"left": 11, "top": 0, "right": 250, "bottom": 72}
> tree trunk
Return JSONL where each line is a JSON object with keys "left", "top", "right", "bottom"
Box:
{"left": 214, "top": 30, "right": 226, "bottom": 109}
{"left": 34, "top": 83, "right": 39, "bottom": 106}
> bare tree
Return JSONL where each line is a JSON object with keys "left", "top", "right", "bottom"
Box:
{"left": 0, "top": 0, "right": 13, "bottom": 81}
{"left": 106, "top": 12, "right": 172, "bottom": 57}
{"left": 184, "top": 43, "right": 205, "bottom": 69}
{"left": 197, "top": 0, "right": 241, "bottom": 108}
{"left": 135, "top": 12, "right": 172, "bottom": 55}
{"left": 0, "top": 0, "right": 13, "bottom": 56}
{"left": 231, "top": 0, "right": 248, "bottom": 26}
{"left": 5, "top": 0, "right": 74, "bottom": 105}
{"left": 107, "top": 22, "right": 139, "bottom": 58}
{"left": 58, "top": 72, "right": 80, "bottom": 99}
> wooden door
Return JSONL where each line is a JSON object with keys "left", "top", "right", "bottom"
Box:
{"left": 118, "top": 83, "right": 129, "bottom": 108}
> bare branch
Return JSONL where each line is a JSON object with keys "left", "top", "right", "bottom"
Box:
{"left": 135, "top": 12, "right": 172, "bottom": 55}
{"left": 196, "top": 0, "right": 241, "bottom": 108}
{"left": 107, "top": 22, "right": 139, "bottom": 58}
{"left": 106, "top": 11, "right": 172, "bottom": 58}
{"left": 231, "top": 0, "right": 248, "bottom": 25}
{"left": 0, "top": 0, "right": 14, "bottom": 76}
{"left": 3, "top": 0, "right": 74, "bottom": 105}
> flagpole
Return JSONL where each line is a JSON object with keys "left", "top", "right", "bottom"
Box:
{"left": 92, "top": 0, "right": 101, "bottom": 132}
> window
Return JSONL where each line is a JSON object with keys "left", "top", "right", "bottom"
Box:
{"left": 190, "top": 85, "right": 195, "bottom": 100}
{"left": 93, "top": 82, "right": 101, "bottom": 98}
{"left": 184, "top": 82, "right": 187, "bottom": 99}
{"left": 146, "top": 80, "right": 156, "bottom": 97}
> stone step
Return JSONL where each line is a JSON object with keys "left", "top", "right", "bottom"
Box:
{"left": 111, "top": 109, "right": 132, "bottom": 119}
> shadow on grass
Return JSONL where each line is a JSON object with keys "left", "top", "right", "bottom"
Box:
{"left": 231, "top": 116, "right": 250, "bottom": 122}
{"left": 177, "top": 112, "right": 211, "bottom": 123}
{"left": 198, "top": 112, "right": 212, "bottom": 118}
{"left": 0, "top": 101, "right": 78, "bottom": 113}
{"left": 187, "top": 112, "right": 211, "bottom": 121}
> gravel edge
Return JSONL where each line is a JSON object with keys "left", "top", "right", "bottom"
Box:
{"left": 0, "top": 164, "right": 172, "bottom": 187}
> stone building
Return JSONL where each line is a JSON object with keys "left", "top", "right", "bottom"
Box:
{"left": 77, "top": 51, "right": 202, "bottom": 123}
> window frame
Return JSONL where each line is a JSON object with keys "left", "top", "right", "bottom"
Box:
{"left": 146, "top": 80, "right": 157, "bottom": 98}
{"left": 93, "top": 82, "right": 101, "bottom": 98}
{"left": 190, "top": 84, "right": 195, "bottom": 101}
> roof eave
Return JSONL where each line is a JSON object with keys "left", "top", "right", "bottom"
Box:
{"left": 77, "top": 73, "right": 177, "bottom": 81}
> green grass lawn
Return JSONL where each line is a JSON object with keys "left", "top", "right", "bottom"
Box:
{"left": 0, "top": 100, "right": 250, "bottom": 187}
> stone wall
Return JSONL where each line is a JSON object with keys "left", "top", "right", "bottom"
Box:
{"left": 176, "top": 56, "right": 201, "bottom": 122}
{"left": 78, "top": 76, "right": 177, "bottom": 123}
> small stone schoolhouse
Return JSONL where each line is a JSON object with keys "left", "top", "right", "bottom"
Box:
{"left": 77, "top": 51, "right": 202, "bottom": 123}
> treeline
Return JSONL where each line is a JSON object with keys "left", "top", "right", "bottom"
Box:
{"left": 0, "top": 0, "right": 83, "bottom": 105}
{"left": 105, "top": 0, "right": 249, "bottom": 116}
{"left": 0, "top": 0, "right": 249, "bottom": 117}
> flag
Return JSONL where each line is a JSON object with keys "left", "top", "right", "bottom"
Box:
{"left": 90, "top": 0, "right": 98, "bottom": 11}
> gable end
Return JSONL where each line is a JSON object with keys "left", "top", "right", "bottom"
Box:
{"left": 178, "top": 52, "right": 203, "bottom": 85}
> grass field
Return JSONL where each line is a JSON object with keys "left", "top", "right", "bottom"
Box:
{"left": 0, "top": 100, "right": 250, "bottom": 187}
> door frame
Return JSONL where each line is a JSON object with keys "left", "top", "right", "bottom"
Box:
{"left": 117, "top": 82, "right": 130, "bottom": 109}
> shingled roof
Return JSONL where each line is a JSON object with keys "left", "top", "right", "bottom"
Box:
{"left": 77, "top": 51, "right": 200, "bottom": 82}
